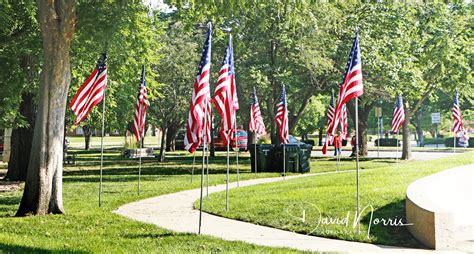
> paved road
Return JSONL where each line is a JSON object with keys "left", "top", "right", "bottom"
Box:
{"left": 312, "top": 150, "right": 458, "bottom": 161}
{"left": 115, "top": 170, "right": 467, "bottom": 253}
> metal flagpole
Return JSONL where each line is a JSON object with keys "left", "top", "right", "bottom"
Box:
{"left": 226, "top": 140, "right": 230, "bottom": 211}
{"left": 198, "top": 99, "right": 209, "bottom": 235}
{"left": 206, "top": 143, "right": 209, "bottom": 197}
{"left": 377, "top": 117, "right": 380, "bottom": 158}
{"left": 355, "top": 98, "right": 361, "bottom": 233}
{"left": 453, "top": 134, "right": 456, "bottom": 153}
{"left": 283, "top": 144, "right": 286, "bottom": 177}
{"left": 138, "top": 140, "right": 142, "bottom": 195}
{"left": 234, "top": 121, "right": 240, "bottom": 187}
{"left": 191, "top": 152, "right": 196, "bottom": 183}
{"left": 98, "top": 87, "right": 107, "bottom": 207}
{"left": 254, "top": 141, "right": 258, "bottom": 174}
{"left": 396, "top": 130, "right": 400, "bottom": 162}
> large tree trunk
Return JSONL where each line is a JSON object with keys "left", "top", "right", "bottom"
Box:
{"left": 415, "top": 110, "right": 424, "bottom": 147}
{"left": 16, "top": 0, "right": 76, "bottom": 216}
{"left": 402, "top": 105, "right": 412, "bottom": 160}
{"left": 83, "top": 125, "right": 92, "bottom": 150}
{"left": 159, "top": 127, "right": 167, "bottom": 162}
{"left": 6, "top": 93, "right": 36, "bottom": 181}
{"left": 318, "top": 127, "right": 323, "bottom": 146}
{"left": 166, "top": 125, "right": 179, "bottom": 152}
{"left": 347, "top": 100, "right": 372, "bottom": 157}
{"left": 357, "top": 113, "right": 369, "bottom": 157}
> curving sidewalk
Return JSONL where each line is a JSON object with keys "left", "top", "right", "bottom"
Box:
{"left": 115, "top": 171, "right": 465, "bottom": 254}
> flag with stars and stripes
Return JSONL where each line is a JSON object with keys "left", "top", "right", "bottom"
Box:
{"left": 322, "top": 92, "right": 335, "bottom": 154}
{"left": 341, "top": 104, "right": 348, "bottom": 139}
{"left": 184, "top": 24, "right": 212, "bottom": 153}
{"left": 132, "top": 65, "right": 149, "bottom": 142}
{"left": 275, "top": 86, "right": 289, "bottom": 144}
{"left": 69, "top": 53, "right": 108, "bottom": 125}
{"left": 228, "top": 34, "right": 239, "bottom": 111}
{"left": 249, "top": 87, "right": 266, "bottom": 135}
{"left": 213, "top": 35, "right": 235, "bottom": 145}
{"left": 452, "top": 89, "right": 464, "bottom": 133}
{"left": 329, "top": 32, "right": 363, "bottom": 136}
{"left": 391, "top": 96, "right": 405, "bottom": 133}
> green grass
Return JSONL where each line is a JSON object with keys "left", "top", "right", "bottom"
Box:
{"left": 198, "top": 151, "right": 474, "bottom": 248}
{"left": 0, "top": 150, "right": 307, "bottom": 253}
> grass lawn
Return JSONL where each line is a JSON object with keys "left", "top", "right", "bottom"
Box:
{"left": 0, "top": 150, "right": 307, "bottom": 253}
{"left": 198, "top": 151, "right": 474, "bottom": 248}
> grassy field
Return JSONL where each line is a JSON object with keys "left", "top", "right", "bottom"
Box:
{"left": 0, "top": 150, "right": 308, "bottom": 253}
{"left": 1, "top": 148, "right": 470, "bottom": 253}
{"left": 198, "top": 151, "right": 474, "bottom": 248}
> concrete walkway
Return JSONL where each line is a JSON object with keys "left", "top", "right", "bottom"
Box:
{"left": 115, "top": 170, "right": 467, "bottom": 253}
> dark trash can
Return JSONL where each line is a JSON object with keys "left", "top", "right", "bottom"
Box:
{"left": 272, "top": 145, "right": 299, "bottom": 173}
{"left": 298, "top": 144, "right": 313, "bottom": 173}
{"left": 250, "top": 144, "right": 274, "bottom": 173}
{"left": 375, "top": 138, "right": 400, "bottom": 147}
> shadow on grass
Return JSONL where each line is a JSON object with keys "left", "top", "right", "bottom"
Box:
{"left": 0, "top": 196, "right": 20, "bottom": 216}
{"left": 323, "top": 157, "right": 397, "bottom": 163}
{"left": 0, "top": 244, "right": 87, "bottom": 254}
{"left": 362, "top": 199, "right": 424, "bottom": 248}
{"left": 122, "top": 231, "right": 181, "bottom": 239}
{"left": 0, "top": 196, "right": 20, "bottom": 206}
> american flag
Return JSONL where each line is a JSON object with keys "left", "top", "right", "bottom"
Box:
{"left": 322, "top": 93, "right": 335, "bottom": 154}
{"left": 132, "top": 65, "right": 149, "bottom": 142}
{"left": 69, "top": 53, "right": 108, "bottom": 125}
{"left": 391, "top": 96, "right": 405, "bottom": 133}
{"left": 213, "top": 36, "right": 235, "bottom": 145}
{"left": 341, "top": 104, "right": 348, "bottom": 139}
{"left": 249, "top": 87, "right": 266, "bottom": 135}
{"left": 229, "top": 34, "right": 239, "bottom": 111}
{"left": 329, "top": 32, "right": 363, "bottom": 136}
{"left": 327, "top": 92, "right": 335, "bottom": 125}
{"left": 451, "top": 89, "right": 463, "bottom": 133}
{"left": 275, "top": 86, "right": 289, "bottom": 144}
{"left": 184, "top": 23, "right": 212, "bottom": 153}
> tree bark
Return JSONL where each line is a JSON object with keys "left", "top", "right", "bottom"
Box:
{"left": 318, "top": 127, "right": 323, "bottom": 146}
{"left": 159, "top": 127, "right": 167, "bottom": 162}
{"left": 6, "top": 93, "right": 36, "bottom": 181}
{"left": 347, "top": 100, "right": 373, "bottom": 157}
{"left": 402, "top": 104, "right": 412, "bottom": 160}
{"left": 415, "top": 110, "right": 424, "bottom": 147}
{"left": 288, "top": 95, "right": 311, "bottom": 133}
{"left": 165, "top": 125, "right": 179, "bottom": 152}
{"left": 16, "top": 0, "right": 76, "bottom": 216}
{"left": 357, "top": 114, "right": 369, "bottom": 157}
{"left": 83, "top": 125, "right": 92, "bottom": 150}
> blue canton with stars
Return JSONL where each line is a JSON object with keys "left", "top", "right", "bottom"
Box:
{"left": 196, "top": 23, "right": 212, "bottom": 77}
{"left": 342, "top": 32, "right": 361, "bottom": 83}
{"left": 453, "top": 89, "right": 459, "bottom": 106}
{"left": 278, "top": 86, "right": 287, "bottom": 106}
{"left": 396, "top": 96, "right": 403, "bottom": 109}
{"left": 97, "top": 53, "right": 107, "bottom": 74}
